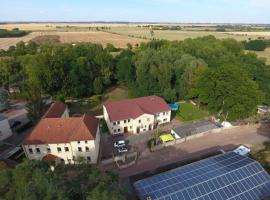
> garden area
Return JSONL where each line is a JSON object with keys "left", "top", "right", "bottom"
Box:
{"left": 176, "top": 102, "right": 209, "bottom": 122}
{"left": 67, "top": 86, "right": 129, "bottom": 116}
{"left": 251, "top": 142, "right": 270, "bottom": 174}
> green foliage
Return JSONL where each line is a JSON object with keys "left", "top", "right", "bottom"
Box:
{"left": 0, "top": 28, "right": 29, "bottom": 38}
{"left": 115, "top": 50, "right": 135, "bottom": 84}
{"left": 1, "top": 36, "right": 270, "bottom": 121}
{"left": 0, "top": 160, "right": 66, "bottom": 200}
{"left": 243, "top": 40, "right": 268, "bottom": 51}
{"left": 0, "top": 160, "right": 126, "bottom": 200}
{"left": 0, "top": 88, "right": 9, "bottom": 110}
{"left": 26, "top": 83, "right": 46, "bottom": 123}
{"left": 177, "top": 102, "right": 208, "bottom": 121}
{"left": 196, "top": 66, "right": 264, "bottom": 120}
{"left": 0, "top": 43, "right": 115, "bottom": 98}
{"left": 93, "top": 77, "right": 104, "bottom": 94}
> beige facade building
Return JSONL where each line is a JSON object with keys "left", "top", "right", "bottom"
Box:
{"left": 103, "top": 96, "right": 171, "bottom": 135}
{"left": 22, "top": 102, "right": 100, "bottom": 164}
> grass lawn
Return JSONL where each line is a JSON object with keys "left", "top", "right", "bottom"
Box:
{"left": 68, "top": 86, "right": 129, "bottom": 116}
{"left": 251, "top": 142, "right": 270, "bottom": 174}
{"left": 176, "top": 102, "right": 209, "bottom": 122}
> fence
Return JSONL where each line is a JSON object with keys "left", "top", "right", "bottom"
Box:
{"left": 150, "top": 126, "right": 240, "bottom": 152}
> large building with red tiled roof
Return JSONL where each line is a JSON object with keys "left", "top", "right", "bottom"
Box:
{"left": 22, "top": 103, "right": 100, "bottom": 164}
{"left": 103, "top": 96, "right": 171, "bottom": 134}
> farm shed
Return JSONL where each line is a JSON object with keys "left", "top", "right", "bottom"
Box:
{"left": 171, "top": 120, "right": 216, "bottom": 139}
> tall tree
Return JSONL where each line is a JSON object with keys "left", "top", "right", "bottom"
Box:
{"left": 196, "top": 65, "right": 264, "bottom": 120}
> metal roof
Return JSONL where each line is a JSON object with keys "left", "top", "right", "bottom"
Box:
{"left": 134, "top": 152, "right": 270, "bottom": 200}
{"left": 172, "top": 120, "right": 216, "bottom": 138}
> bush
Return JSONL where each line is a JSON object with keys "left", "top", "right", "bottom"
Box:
{"left": 244, "top": 40, "right": 268, "bottom": 51}
{"left": 0, "top": 28, "right": 29, "bottom": 38}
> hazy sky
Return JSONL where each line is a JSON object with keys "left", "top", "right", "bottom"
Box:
{"left": 1, "top": 0, "right": 269, "bottom": 23}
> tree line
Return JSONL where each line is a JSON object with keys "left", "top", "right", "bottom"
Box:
{"left": 0, "top": 36, "right": 270, "bottom": 120}
{"left": 0, "top": 28, "right": 29, "bottom": 38}
{"left": 0, "top": 160, "right": 125, "bottom": 200}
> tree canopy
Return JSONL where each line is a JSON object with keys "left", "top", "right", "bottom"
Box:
{"left": 0, "top": 36, "right": 270, "bottom": 120}
{"left": 0, "top": 160, "right": 126, "bottom": 200}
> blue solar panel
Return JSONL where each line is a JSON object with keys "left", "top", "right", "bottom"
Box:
{"left": 134, "top": 152, "right": 270, "bottom": 200}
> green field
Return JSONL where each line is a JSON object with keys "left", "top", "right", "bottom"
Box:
{"left": 109, "top": 27, "right": 270, "bottom": 41}
{"left": 177, "top": 102, "right": 209, "bottom": 122}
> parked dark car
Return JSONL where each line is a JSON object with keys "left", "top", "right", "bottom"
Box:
{"left": 10, "top": 120, "right": 22, "bottom": 128}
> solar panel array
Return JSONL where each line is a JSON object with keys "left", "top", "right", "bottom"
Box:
{"left": 134, "top": 152, "right": 270, "bottom": 200}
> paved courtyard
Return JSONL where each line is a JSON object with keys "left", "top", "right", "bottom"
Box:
{"left": 100, "top": 123, "right": 270, "bottom": 178}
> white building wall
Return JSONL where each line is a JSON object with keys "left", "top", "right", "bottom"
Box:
{"left": 0, "top": 119, "right": 12, "bottom": 141}
{"left": 61, "top": 108, "right": 69, "bottom": 118}
{"left": 23, "top": 129, "right": 100, "bottom": 164}
{"left": 104, "top": 105, "right": 171, "bottom": 135}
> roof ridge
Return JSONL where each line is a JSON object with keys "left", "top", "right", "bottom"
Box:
{"left": 67, "top": 116, "right": 85, "bottom": 142}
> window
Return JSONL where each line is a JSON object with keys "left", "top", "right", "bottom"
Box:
{"left": 87, "top": 156, "right": 91, "bottom": 162}
{"left": 78, "top": 147, "right": 82, "bottom": 152}
{"left": 163, "top": 118, "right": 167, "bottom": 122}
{"left": 77, "top": 141, "right": 80, "bottom": 144}
{"left": 117, "top": 121, "right": 120, "bottom": 125}
{"left": 85, "top": 140, "right": 88, "bottom": 144}
{"left": 163, "top": 112, "right": 165, "bottom": 116}
{"left": 118, "top": 129, "right": 120, "bottom": 132}
{"left": 36, "top": 148, "right": 40, "bottom": 154}
{"left": 57, "top": 147, "right": 62, "bottom": 152}
{"left": 147, "top": 118, "right": 150, "bottom": 122}
{"left": 128, "top": 119, "right": 130, "bottom": 122}
{"left": 130, "top": 126, "right": 132, "bottom": 129}
{"left": 114, "top": 130, "right": 116, "bottom": 133}
{"left": 138, "top": 120, "right": 141, "bottom": 123}
{"left": 29, "top": 148, "right": 33, "bottom": 154}
{"left": 85, "top": 147, "right": 89, "bottom": 152}
{"left": 124, "top": 120, "right": 126, "bottom": 123}
{"left": 47, "top": 148, "right": 51, "bottom": 153}
{"left": 65, "top": 147, "right": 69, "bottom": 152}
{"left": 113, "top": 122, "right": 116, "bottom": 125}
{"left": 67, "top": 159, "right": 72, "bottom": 164}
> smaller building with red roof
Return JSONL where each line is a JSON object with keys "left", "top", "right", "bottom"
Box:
{"left": 43, "top": 101, "right": 69, "bottom": 118}
{"left": 103, "top": 96, "right": 171, "bottom": 134}
{"left": 22, "top": 102, "right": 100, "bottom": 164}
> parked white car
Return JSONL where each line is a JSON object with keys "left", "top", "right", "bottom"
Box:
{"left": 114, "top": 140, "right": 126, "bottom": 148}
{"left": 118, "top": 146, "right": 128, "bottom": 153}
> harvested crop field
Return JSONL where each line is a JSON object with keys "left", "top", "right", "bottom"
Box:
{"left": 109, "top": 27, "right": 270, "bottom": 41}
{"left": 0, "top": 31, "right": 146, "bottom": 50}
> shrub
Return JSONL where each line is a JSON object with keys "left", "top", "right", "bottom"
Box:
{"left": 243, "top": 40, "right": 268, "bottom": 51}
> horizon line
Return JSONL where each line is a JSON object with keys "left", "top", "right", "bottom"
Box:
{"left": 1, "top": 21, "right": 270, "bottom": 26}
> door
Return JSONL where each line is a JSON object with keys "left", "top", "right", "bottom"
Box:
{"left": 124, "top": 126, "right": 128, "bottom": 133}
{"left": 148, "top": 124, "right": 152, "bottom": 131}
{"left": 136, "top": 127, "right": 140, "bottom": 134}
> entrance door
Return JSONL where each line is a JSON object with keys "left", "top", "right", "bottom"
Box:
{"left": 148, "top": 124, "right": 152, "bottom": 131}
{"left": 124, "top": 126, "right": 128, "bottom": 133}
{"left": 136, "top": 127, "right": 140, "bottom": 134}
